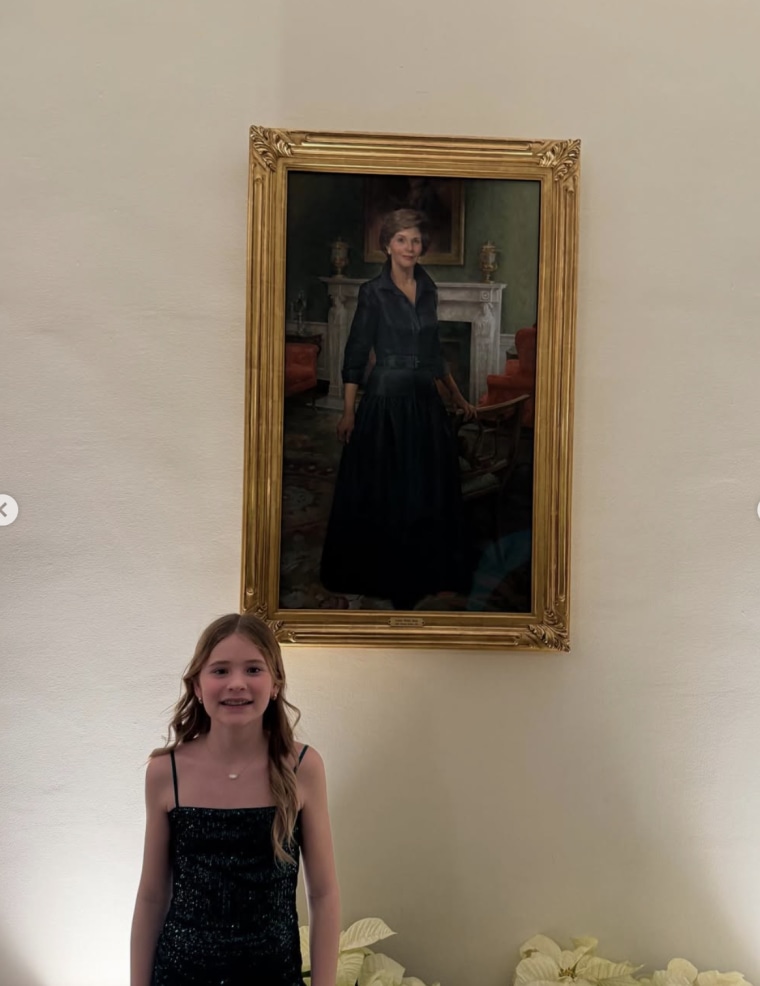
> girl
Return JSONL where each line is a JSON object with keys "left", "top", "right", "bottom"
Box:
{"left": 130, "top": 613, "right": 340, "bottom": 986}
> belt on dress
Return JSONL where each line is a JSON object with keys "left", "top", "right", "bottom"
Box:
{"left": 375, "top": 355, "right": 434, "bottom": 370}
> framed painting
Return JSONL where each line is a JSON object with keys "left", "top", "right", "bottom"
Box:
{"left": 363, "top": 175, "right": 465, "bottom": 265}
{"left": 242, "top": 126, "right": 580, "bottom": 650}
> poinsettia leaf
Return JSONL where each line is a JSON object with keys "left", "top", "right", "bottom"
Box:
{"left": 518, "top": 979, "right": 566, "bottom": 986}
{"left": 359, "top": 952, "right": 406, "bottom": 986}
{"left": 585, "top": 959, "right": 638, "bottom": 975}
{"left": 337, "top": 951, "right": 366, "bottom": 986}
{"left": 361, "top": 973, "right": 397, "bottom": 986}
{"left": 666, "top": 960, "right": 699, "bottom": 985}
{"left": 594, "top": 974, "right": 641, "bottom": 986}
{"left": 697, "top": 973, "right": 750, "bottom": 986}
{"left": 516, "top": 954, "right": 561, "bottom": 985}
{"left": 521, "top": 936, "right": 563, "bottom": 962}
{"left": 572, "top": 938, "right": 599, "bottom": 956}
{"left": 562, "top": 949, "right": 590, "bottom": 970}
{"left": 582, "top": 956, "right": 641, "bottom": 984}
{"left": 299, "top": 926, "right": 311, "bottom": 972}
{"left": 341, "top": 918, "right": 397, "bottom": 952}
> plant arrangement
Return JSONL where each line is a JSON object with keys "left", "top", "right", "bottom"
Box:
{"left": 513, "top": 935, "right": 752, "bottom": 986}
{"left": 300, "top": 917, "right": 440, "bottom": 986}
{"left": 300, "top": 925, "right": 752, "bottom": 986}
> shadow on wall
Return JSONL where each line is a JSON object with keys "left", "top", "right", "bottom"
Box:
{"left": 294, "top": 644, "right": 754, "bottom": 986}
{"left": 0, "top": 927, "right": 45, "bottom": 986}
{"left": 466, "top": 660, "right": 753, "bottom": 984}
{"left": 292, "top": 647, "right": 470, "bottom": 986}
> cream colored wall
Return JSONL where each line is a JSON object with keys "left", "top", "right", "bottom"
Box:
{"left": 3, "top": 2, "right": 760, "bottom": 985}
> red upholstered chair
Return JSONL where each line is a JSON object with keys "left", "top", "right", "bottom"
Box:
{"left": 284, "top": 340, "right": 319, "bottom": 403}
{"left": 478, "top": 325, "right": 537, "bottom": 427}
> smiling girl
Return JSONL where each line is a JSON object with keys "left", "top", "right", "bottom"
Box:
{"left": 130, "top": 612, "right": 340, "bottom": 986}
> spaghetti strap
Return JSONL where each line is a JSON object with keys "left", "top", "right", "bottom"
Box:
{"left": 295, "top": 745, "right": 309, "bottom": 772}
{"left": 170, "top": 749, "right": 180, "bottom": 808}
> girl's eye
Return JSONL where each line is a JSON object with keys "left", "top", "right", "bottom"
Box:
{"left": 247, "top": 666, "right": 262, "bottom": 675}
{"left": 211, "top": 668, "right": 227, "bottom": 676}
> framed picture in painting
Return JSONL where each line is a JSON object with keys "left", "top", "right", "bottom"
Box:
{"left": 243, "top": 127, "right": 580, "bottom": 650}
{"left": 363, "top": 175, "right": 465, "bottom": 265}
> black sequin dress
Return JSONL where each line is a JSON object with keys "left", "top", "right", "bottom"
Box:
{"left": 151, "top": 750, "right": 306, "bottom": 986}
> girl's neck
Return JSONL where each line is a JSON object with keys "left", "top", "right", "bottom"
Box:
{"left": 202, "top": 724, "right": 269, "bottom": 760}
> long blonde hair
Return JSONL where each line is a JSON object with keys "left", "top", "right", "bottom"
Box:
{"left": 153, "top": 612, "right": 302, "bottom": 863}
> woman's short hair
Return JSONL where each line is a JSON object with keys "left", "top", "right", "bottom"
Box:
{"left": 378, "top": 208, "right": 431, "bottom": 256}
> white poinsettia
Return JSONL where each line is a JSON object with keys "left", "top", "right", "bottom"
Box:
{"left": 515, "top": 935, "right": 640, "bottom": 986}
{"left": 638, "top": 959, "right": 752, "bottom": 986}
{"left": 300, "top": 916, "right": 440, "bottom": 986}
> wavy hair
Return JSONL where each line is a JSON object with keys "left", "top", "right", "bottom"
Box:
{"left": 153, "top": 612, "right": 301, "bottom": 863}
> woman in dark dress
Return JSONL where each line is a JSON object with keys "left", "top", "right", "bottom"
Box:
{"left": 320, "top": 209, "right": 475, "bottom": 610}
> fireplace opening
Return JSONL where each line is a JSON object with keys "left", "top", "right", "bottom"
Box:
{"left": 439, "top": 321, "right": 472, "bottom": 401}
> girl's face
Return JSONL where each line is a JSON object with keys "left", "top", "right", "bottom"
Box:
{"left": 194, "top": 633, "right": 275, "bottom": 726}
{"left": 387, "top": 226, "right": 423, "bottom": 272}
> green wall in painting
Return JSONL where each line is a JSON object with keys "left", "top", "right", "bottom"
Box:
{"left": 285, "top": 172, "right": 540, "bottom": 337}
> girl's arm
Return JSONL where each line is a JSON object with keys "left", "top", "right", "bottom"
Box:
{"left": 298, "top": 748, "right": 341, "bottom": 986}
{"left": 130, "top": 755, "right": 172, "bottom": 986}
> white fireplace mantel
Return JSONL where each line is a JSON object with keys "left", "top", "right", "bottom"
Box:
{"left": 319, "top": 277, "right": 507, "bottom": 408}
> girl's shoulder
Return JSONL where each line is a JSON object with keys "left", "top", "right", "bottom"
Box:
{"left": 146, "top": 748, "right": 173, "bottom": 774}
{"left": 171, "top": 738, "right": 204, "bottom": 762}
{"left": 293, "top": 743, "right": 325, "bottom": 780}
{"left": 144, "top": 748, "right": 175, "bottom": 809}
{"left": 147, "top": 739, "right": 199, "bottom": 766}
{"left": 146, "top": 742, "right": 205, "bottom": 811}
{"left": 292, "top": 745, "right": 329, "bottom": 815}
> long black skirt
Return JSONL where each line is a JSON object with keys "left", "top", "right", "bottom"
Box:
{"left": 320, "top": 368, "right": 467, "bottom": 606}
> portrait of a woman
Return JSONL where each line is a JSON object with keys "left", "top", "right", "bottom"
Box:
{"left": 319, "top": 208, "right": 475, "bottom": 610}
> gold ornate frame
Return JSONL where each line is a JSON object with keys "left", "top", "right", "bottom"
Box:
{"left": 242, "top": 127, "right": 580, "bottom": 650}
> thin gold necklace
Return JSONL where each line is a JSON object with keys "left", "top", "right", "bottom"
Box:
{"left": 226, "top": 760, "right": 252, "bottom": 781}
{"left": 205, "top": 751, "right": 254, "bottom": 781}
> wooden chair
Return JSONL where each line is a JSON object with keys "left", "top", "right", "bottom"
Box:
{"left": 453, "top": 395, "right": 529, "bottom": 538}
